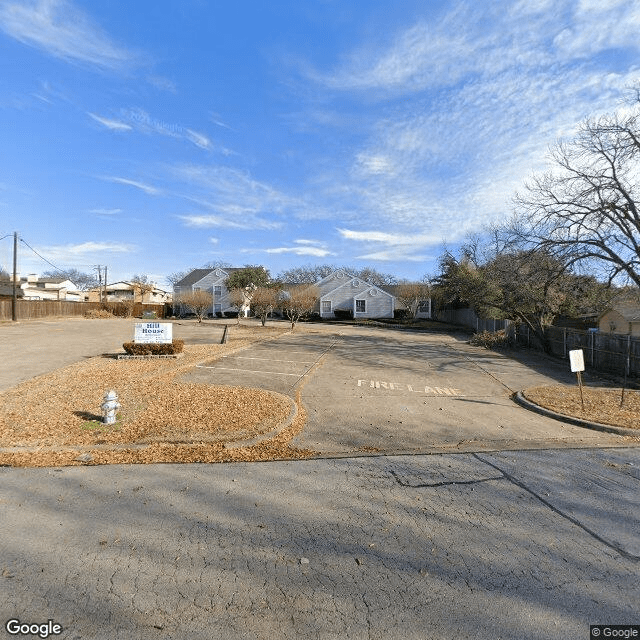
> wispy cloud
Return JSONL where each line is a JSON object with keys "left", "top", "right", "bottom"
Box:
{"left": 173, "top": 164, "right": 311, "bottom": 229}
{"left": 106, "top": 176, "right": 161, "bottom": 195}
{"left": 179, "top": 214, "right": 282, "bottom": 231}
{"left": 301, "top": 0, "right": 640, "bottom": 247}
{"left": 89, "top": 207, "right": 122, "bottom": 215}
{"left": 185, "top": 129, "right": 212, "bottom": 151}
{"left": 0, "top": 0, "right": 136, "bottom": 70}
{"left": 261, "top": 239, "right": 334, "bottom": 257}
{"left": 40, "top": 241, "right": 134, "bottom": 265}
{"left": 88, "top": 112, "right": 132, "bottom": 131}
{"left": 338, "top": 228, "right": 440, "bottom": 262}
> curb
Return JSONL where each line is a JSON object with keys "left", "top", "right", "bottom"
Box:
{"left": 513, "top": 391, "right": 639, "bottom": 437}
{"left": 223, "top": 391, "right": 298, "bottom": 449}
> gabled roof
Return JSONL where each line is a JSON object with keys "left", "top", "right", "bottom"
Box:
{"left": 175, "top": 269, "right": 216, "bottom": 288}
{"left": 602, "top": 304, "right": 640, "bottom": 322}
{"left": 319, "top": 272, "right": 394, "bottom": 300}
{"left": 174, "top": 267, "right": 246, "bottom": 289}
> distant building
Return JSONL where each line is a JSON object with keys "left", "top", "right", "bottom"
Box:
{"left": 0, "top": 274, "right": 82, "bottom": 301}
{"left": 598, "top": 304, "right": 640, "bottom": 337}
{"left": 173, "top": 268, "right": 250, "bottom": 317}
{"left": 85, "top": 281, "right": 172, "bottom": 304}
{"left": 314, "top": 270, "right": 395, "bottom": 319}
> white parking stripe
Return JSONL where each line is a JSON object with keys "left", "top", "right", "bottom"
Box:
{"left": 224, "top": 356, "right": 315, "bottom": 364}
{"left": 195, "top": 365, "right": 303, "bottom": 377}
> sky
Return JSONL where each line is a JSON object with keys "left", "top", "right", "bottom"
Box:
{"left": 0, "top": 0, "right": 639, "bottom": 289}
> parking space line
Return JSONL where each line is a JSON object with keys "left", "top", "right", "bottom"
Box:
{"left": 195, "top": 365, "right": 303, "bottom": 377}
{"left": 224, "top": 356, "right": 315, "bottom": 364}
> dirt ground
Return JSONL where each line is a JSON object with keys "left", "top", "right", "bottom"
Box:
{"left": 523, "top": 385, "right": 640, "bottom": 429}
{"left": 0, "top": 323, "right": 315, "bottom": 467}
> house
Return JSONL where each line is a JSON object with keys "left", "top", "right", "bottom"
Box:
{"left": 315, "top": 270, "right": 394, "bottom": 319}
{"left": 379, "top": 284, "right": 432, "bottom": 319}
{"left": 0, "top": 274, "right": 82, "bottom": 301}
{"left": 173, "top": 268, "right": 250, "bottom": 317}
{"left": 85, "top": 281, "right": 172, "bottom": 304}
{"left": 598, "top": 304, "right": 640, "bottom": 337}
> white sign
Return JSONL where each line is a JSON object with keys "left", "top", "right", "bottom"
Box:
{"left": 134, "top": 322, "right": 172, "bottom": 344}
{"left": 569, "top": 349, "right": 585, "bottom": 372}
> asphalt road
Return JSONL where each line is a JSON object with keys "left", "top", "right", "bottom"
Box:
{"left": 1, "top": 448, "right": 638, "bottom": 640}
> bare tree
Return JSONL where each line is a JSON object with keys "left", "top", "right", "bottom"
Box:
{"left": 515, "top": 104, "right": 640, "bottom": 287}
{"left": 249, "top": 286, "right": 279, "bottom": 326}
{"left": 394, "top": 281, "right": 431, "bottom": 319}
{"left": 130, "top": 274, "right": 155, "bottom": 303}
{"left": 279, "top": 285, "right": 319, "bottom": 330}
{"left": 178, "top": 290, "right": 212, "bottom": 322}
{"left": 42, "top": 268, "right": 98, "bottom": 291}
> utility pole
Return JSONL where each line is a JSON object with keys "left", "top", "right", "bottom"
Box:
{"left": 11, "top": 231, "right": 17, "bottom": 322}
{"left": 103, "top": 265, "right": 107, "bottom": 303}
{"left": 96, "top": 265, "right": 102, "bottom": 304}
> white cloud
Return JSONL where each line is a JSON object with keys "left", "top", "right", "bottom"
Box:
{"left": 106, "top": 176, "right": 160, "bottom": 195}
{"left": 179, "top": 214, "right": 282, "bottom": 231}
{"left": 0, "top": 0, "right": 136, "bottom": 70}
{"left": 39, "top": 241, "right": 134, "bottom": 265}
{"left": 88, "top": 113, "right": 132, "bottom": 131}
{"left": 264, "top": 246, "right": 334, "bottom": 257}
{"left": 209, "top": 237, "right": 219, "bottom": 245}
{"left": 185, "top": 129, "right": 212, "bottom": 151}
{"left": 89, "top": 208, "right": 121, "bottom": 215}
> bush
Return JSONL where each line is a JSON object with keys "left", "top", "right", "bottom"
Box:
{"left": 215, "top": 311, "right": 223, "bottom": 318}
{"left": 469, "top": 330, "right": 513, "bottom": 350}
{"left": 122, "top": 340, "right": 184, "bottom": 355}
{"left": 333, "top": 308, "right": 354, "bottom": 320}
{"left": 393, "top": 309, "right": 410, "bottom": 320}
{"left": 224, "top": 311, "right": 239, "bottom": 318}
{"left": 84, "top": 308, "right": 114, "bottom": 319}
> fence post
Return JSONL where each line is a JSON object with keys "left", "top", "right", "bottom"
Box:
{"left": 590, "top": 331, "right": 594, "bottom": 366}
{"left": 563, "top": 327, "right": 567, "bottom": 358}
{"left": 627, "top": 335, "right": 631, "bottom": 378}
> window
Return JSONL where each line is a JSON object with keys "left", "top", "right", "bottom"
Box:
{"left": 214, "top": 303, "right": 222, "bottom": 313}
{"left": 418, "top": 300, "right": 430, "bottom": 313}
{"left": 321, "top": 300, "right": 332, "bottom": 313}
{"left": 214, "top": 286, "right": 222, "bottom": 297}
{"left": 355, "top": 299, "right": 366, "bottom": 313}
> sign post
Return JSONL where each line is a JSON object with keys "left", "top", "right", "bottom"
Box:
{"left": 569, "top": 349, "right": 585, "bottom": 410}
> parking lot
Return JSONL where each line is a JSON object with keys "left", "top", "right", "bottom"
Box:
{"left": 180, "top": 324, "right": 632, "bottom": 454}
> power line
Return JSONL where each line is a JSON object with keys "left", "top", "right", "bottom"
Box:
{"left": 19, "top": 237, "right": 63, "bottom": 272}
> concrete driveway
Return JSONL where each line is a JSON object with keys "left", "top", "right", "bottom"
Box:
{"left": 181, "top": 324, "right": 634, "bottom": 454}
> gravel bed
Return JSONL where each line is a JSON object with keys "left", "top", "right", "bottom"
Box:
{"left": 523, "top": 385, "right": 640, "bottom": 430}
{"left": 0, "top": 326, "right": 315, "bottom": 467}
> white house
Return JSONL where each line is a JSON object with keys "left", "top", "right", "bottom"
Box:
{"left": 173, "top": 268, "right": 250, "bottom": 317}
{"left": 0, "top": 274, "right": 82, "bottom": 301}
{"left": 315, "top": 270, "right": 395, "bottom": 319}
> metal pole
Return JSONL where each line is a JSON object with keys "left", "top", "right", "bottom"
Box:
{"left": 11, "top": 231, "right": 17, "bottom": 321}
{"left": 577, "top": 371, "right": 585, "bottom": 410}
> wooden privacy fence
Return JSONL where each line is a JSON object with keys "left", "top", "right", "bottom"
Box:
{"left": 514, "top": 324, "right": 640, "bottom": 379}
{"left": 0, "top": 300, "right": 167, "bottom": 321}
{"left": 436, "top": 306, "right": 639, "bottom": 379}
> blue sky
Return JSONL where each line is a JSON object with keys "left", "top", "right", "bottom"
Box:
{"left": 0, "top": 0, "right": 639, "bottom": 289}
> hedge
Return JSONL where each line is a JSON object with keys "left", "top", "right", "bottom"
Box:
{"left": 333, "top": 308, "right": 354, "bottom": 320}
{"left": 122, "top": 340, "right": 184, "bottom": 355}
